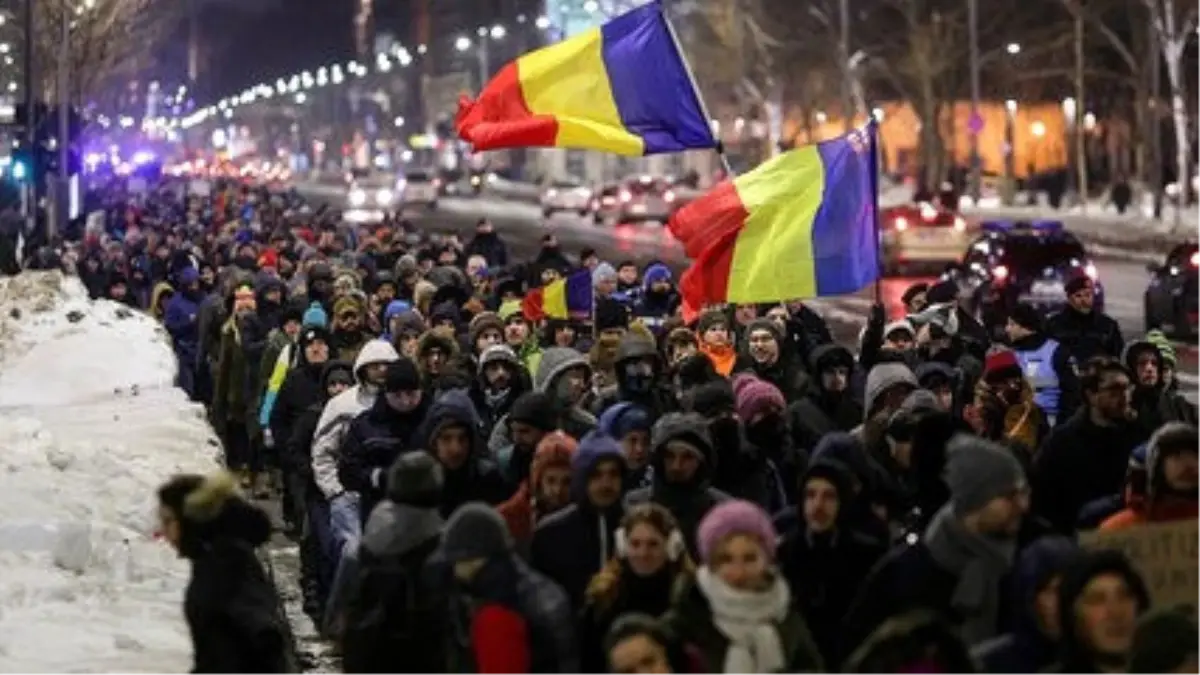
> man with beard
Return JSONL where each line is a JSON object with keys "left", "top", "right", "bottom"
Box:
{"left": 737, "top": 319, "right": 809, "bottom": 403}
{"left": 469, "top": 344, "right": 530, "bottom": 438}
{"left": 534, "top": 347, "right": 598, "bottom": 441}
{"left": 631, "top": 263, "right": 680, "bottom": 335}
{"left": 845, "top": 435, "right": 1029, "bottom": 649}
{"left": 164, "top": 267, "right": 205, "bottom": 401}
{"left": 329, "top": 296, "right": 373, "bottom": 362}
{"left": 489, "top": 391, "right": 562, "bottom": 487}
{"left": 1046, "top": 274, "right": 1124, "bottom": 364}
{"left": 1034, "top": 357, "right": 1149, "bottom": 534}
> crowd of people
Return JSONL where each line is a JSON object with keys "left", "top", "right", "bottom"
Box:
{"left": 22, "top": 175, "right": 1198, "bottom": 673}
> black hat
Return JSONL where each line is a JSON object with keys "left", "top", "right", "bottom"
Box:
{"left": 1008, "top": 302, "right": 1043, "bottom": 333}
{"left": 595, "top": 299, "right": 630, "bottom": 332}
{"left": 1064, "top": 272, "right": 1093, "bottom": 296}
{"left": 385, "top": 452, "right": 444, "bottom": 506}
{"left": 925, "top": 279, "right": 959, "bottom": 305}
{"left": 901, "top": 282, "right": 930, "bottom": 307}
{"left": 509, "top": 392, "right": 560, "bottom": 431}
{"left": 299, "top": 325, "right": 331, "bottom": 350}
{"left": 384, "top": 358, "right": 422, "bottom": 393}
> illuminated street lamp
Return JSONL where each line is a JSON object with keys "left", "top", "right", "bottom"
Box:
{"left": 1005, "top": 99, "right": 1018, "bottom": 114}
{"left": 1030, "top": 121, "right": 1046, "bottom": 137}
{"left": 490, "top": 24, "right": 506, "bottom": 39}
{"left": 455, "top": 36, "right": 471, "bottom": 52}
{"left": 535, "top": 15, "right": 551, "bottom": 29}
{"left": 1006, "top": 42, "right": 1021, "bottom": 55}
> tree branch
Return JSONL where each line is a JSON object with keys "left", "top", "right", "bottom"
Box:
{"left": 1059, "top": 0, "right": 1140, "bottom": 73}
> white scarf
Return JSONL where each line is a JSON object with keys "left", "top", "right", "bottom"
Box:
{"left": 695, "top": 566, "right": 791, "bottom": 674}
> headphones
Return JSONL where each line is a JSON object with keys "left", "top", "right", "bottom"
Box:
{"left": 615, "top": 525, "right": 686, "bottom": 562}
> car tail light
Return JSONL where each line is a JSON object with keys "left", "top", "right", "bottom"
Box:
{"left": 619, "top": 190, "right": 632, "bottom": 203}
{"left": 993, "top": 265, "right": 1009, "bottom": 282}
{"left": 894, "top": 216, "right": 908, "bottom": 231}
{"left": 953, "top": 216, "right": 967, "bottom": 231}
{"left": 1085, "top": 262, "right": 1098, "bottom": 280}
{"left": 1191, "top": 251, "right": 1199, "bottom": 268}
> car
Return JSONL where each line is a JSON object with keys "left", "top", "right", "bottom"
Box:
{"left": 880, "top": 201, "right": 973, "bottom": 276}
{"left": 541, "top": 179, "right": 593, "bottom": 217}
{"left": 949, "top": 220, "right": 1104, "bottom": 341}
{"left": 347, "top": 173, "right": 401, "bottom": 211}
{"left": 1143, "top": 242, "right": 1199, "bottom": 337}
{"left": 590, "top": 175, "right": 676, "bottom": 225}
{"left": 398, "top": 168, "right": 439, "bottom": 209}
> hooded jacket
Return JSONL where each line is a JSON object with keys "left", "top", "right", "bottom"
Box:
{"left": 339, "top": 381, "right": 432, "bottom": 519}
{"left": 416, "top": 389, "right": 510, "bottom": 516}
{"left": 1049, "top": 550, "right": 1150, "bottom": 673}
{"left": 1100, "top": 422, "right": 1199, "bottom": 530}
{"left": 468, "top": 344, "right": 531, "bottom": 436}
{"left": 973, "top": 536, "right": 1077, "bottom": 674}
{"left": 535, "top": 346, "right": 598, "bottom": 439}
{"left": 592, "top": 331, "right": 676, "bottom": 417}
{"left": 311, "top": 340, "right": 399, "bottom": 500}
{"left": 624, "top": 413, "right": 729, "bottom": 557}
{"left": 789, "top": 344, "right": 863, "bottom": 454}
{"left": 178, "top": 473, "right": 293, "bottom": 673}
{"left": 530, "top": 432, "right": 625, "bottom": 609}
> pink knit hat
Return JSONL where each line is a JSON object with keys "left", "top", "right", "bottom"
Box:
{"left": 732, "top": 375, "right": 786, "bottom": 422}
{"left": 697, "top": 499, "right": 778, "bottom": 565}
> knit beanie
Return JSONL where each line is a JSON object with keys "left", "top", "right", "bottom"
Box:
{"left": 1064, "top": 271, "right": 1093, "bottom": 296}
{"left": 696, "top": 307, "right": 728, "bottom": 334}
{"left": 478, "top": 344, "right": 520, "bottom": 374}
{"left": 688, "top": 380, "right": 736, "bottom": 417}
{"left": 1008, "top": 302, "right": 1043, "bottom": 333}
{"left": 592, "top": 262, "right": 617, "bottom": 287}
{"left": 434, "top": 502, "right": 513, "bottom": 563}
{"left": 509, "top": 392, "right": 560, "bottom": 432}
{"left": 498, "top": 299, "right": 524, "bottom": 323}
{"left": 983, "top": 348, "right": 1023, "bottom": 384}
{"left": 386, "top": 452, "right": 444, "bottom": 506}
{"left": 697, "top": 499, "right": 778, "bottom": 565}
{"left": 732, "top": 374, "right": 786, "bottom": 421}
{"left": 531, "top": 431, "right": 578, "bottom": 488}
{"left": 643, "top": 263, "right": 672, "bottom": 286}
{"left": 864, "top": 362, "right": 918, "bottom": 416}
{"left": 469, "top": 311, "right": 505, "bottom": 346}
{"left": 384, "top": 358, "right": 422, "bottom": 393}
{"left": 595, "top": 300, "right": 630, "bottom": 332}
{"left": 944, "top": 433, "right": 1027, "bottom": 515}
{"left": 1145, "top": 329, "right": 1177, "bottom": 367}
{"left": 333, "top": 295, "right": 361, "bottom": 317}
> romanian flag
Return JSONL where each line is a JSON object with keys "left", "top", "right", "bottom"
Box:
{"left": 669, "top": 124, "right": 881, "bottom": 321}
{"left": 522, "top": 270, "right": 594, "bottom": 322}
{"left": 455, "top": 1, "right": 716, "bottom": 156}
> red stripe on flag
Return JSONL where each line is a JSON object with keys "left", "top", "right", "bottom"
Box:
{"left": 456, "top": 62, "right": 559, "bottom": 150}
{"left": 667, "top": 180, "right": 748, "bottom": 322}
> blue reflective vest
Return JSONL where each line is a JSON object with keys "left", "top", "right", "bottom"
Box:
{"left": 1015, "top": 338, "right": 1062, "bottom": 420}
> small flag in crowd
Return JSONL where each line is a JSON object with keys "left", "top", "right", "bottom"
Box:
{"left": 522, "top": 270, "right": 594, "bottom": 322}
{"left": 668, "top": 124, "right": 881, "bottom": 321}
{"left": 455, "top": 1, "right": 716, "bottom": 156}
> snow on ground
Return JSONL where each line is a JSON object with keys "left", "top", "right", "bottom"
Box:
{"left": 0, "top": 272, "right": 219, "bottom": 672}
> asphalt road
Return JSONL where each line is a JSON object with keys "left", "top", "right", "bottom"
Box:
{"left": 296, "top": 183, "right": 1199, "bottom": 393}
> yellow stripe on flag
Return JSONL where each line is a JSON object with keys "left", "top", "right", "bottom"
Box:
{"left": 517, "top": 27, "right": 644, "bottom": 155}
{"left": 543, "top": 278, "right": 569, "bottom": 318}
{"left": 726, "top": 147, "right": 826, "bottom": 301}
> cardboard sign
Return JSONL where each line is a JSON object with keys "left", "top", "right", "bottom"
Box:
{"left": 1080, "top": 518, "right": 1198, "bottom": 613}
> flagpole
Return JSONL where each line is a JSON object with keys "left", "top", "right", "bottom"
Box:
{"left": 659, "top": 3, "right": 734, "bottom": 178}
{"left": 866, "top": 117, "right": 883, "bottom": 305}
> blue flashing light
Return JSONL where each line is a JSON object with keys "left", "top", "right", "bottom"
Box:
{"left": 11, "top": 160, "right": 27, "bottom": 181}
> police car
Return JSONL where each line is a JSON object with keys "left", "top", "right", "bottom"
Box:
{"left": 950, "top": 220, "right": 1104, "bottom": 340}
{"left": 1143, "top": 242, "right": 1199, "bottom": 337}
{"left": 880, "top": 201, "right": 973, "bottom": 275}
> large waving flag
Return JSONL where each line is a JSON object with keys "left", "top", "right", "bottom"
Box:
{"left": 522, "top": 270, "right": 594, "bottom": 322}
{"left": 456, "top": 1, "right": 717, "bottom": 156}
{"left": 669, "top": 124, "right": 881, "bottom": 321}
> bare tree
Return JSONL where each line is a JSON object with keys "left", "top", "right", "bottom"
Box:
{"left": 33, "top": 0, "right": 176, "bottom": 104}
{"left": 1144, "top": 0, "right": 1197, "bottom": 225}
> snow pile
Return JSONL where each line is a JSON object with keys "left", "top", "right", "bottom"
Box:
{"left": 0, "top": 271, "right": 220, "bottom": 672}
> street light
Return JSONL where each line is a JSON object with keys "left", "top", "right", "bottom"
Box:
{"left": 535, "top": 15, "right": 551, "bottom": 29}
{"left": 1005, "top": 99, "right": 1018, "bottom": 114}
{"left": 490, "top": 24, "right": 506, "bottom": 40}
{"left": 393, "top": 116, "right": 404, "bottom": 128}
{"left": 1006, "top": 42, "right": 1021, "bottom": 54}
{"left": 455, "top": 36, "right": 471, "bottom": 52}
{"left": 1031, "top": 121, "right": 1046, "bottom": 137}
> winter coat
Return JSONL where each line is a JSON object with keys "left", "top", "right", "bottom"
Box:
{"left": 181, "top": 486, "right": 293, "bottom": 673}
{"left": 311, "top": 340, "right": 400, "bottom": 500}
{"left": 268, "top": 360, "right": 326, "bottom": 452}
{"left": 1033, "top": 408, "right": 1149, "bottom": 534}
{"left": 1100, "top": 423, "right": 1200, "bottom": 530}
{"left": 534, "top": 347, "right": 598, "bottom": 439}
{"left": 256, "top": 329, "right": 296, "bottom": 428}
{"left": 164, "top": 289, "right": 203, "bottom": 365}
{"left": 972, "top": 536, "right": 1077, "bottom": 674}
{"left": 464, "top": 231, "right": 509, "bottom": 269}
{"left": 414, "top": 389, "right": 511, "bottom": 517}
{"left": 339, "top": 393, "right": 429, "bottom": 519}
{"left": 530, "top": 435, "right": 624, "bottom": 609}
{"left": 341, "top": 502, "right": 446, "bottom": 673}
{"left": 468, "top": 347, "right": 531, "bottom": 436}
{"left": 663, "top": 573, "right": 824, "bottom": 673}
{"left": 447, "top": 555, "right": 579, "bottom": 673}
{"left": 211, "top": 313, "right": 268, "bottom": 439}
{"left": 789, "top": 344, "right": 863, "bottom": 454}
{"left": 591, "top": 331, "right": 677, "bottom": 419}
{"left": 1046, "top": 550, "right": 1150, "bottom": 673}
{"left": 1045, "top": 306, "right": 1124, "bottom": 365}
{"left": 578, "top": 564, "right": 679, "bottom": 673}
{"left": 625, "top": 414, "right": 729, "bottom": 557}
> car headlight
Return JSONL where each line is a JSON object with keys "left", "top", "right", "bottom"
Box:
{"left": 376, "top": 188, "right": 393, "bottom": 205}
{"left": 348, "top": 189, "right": 366, "bottom": 206}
